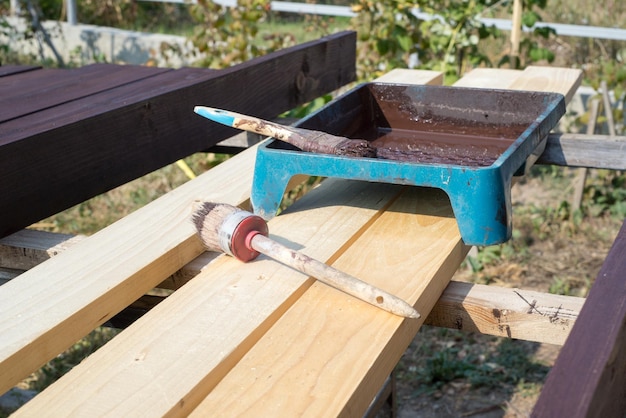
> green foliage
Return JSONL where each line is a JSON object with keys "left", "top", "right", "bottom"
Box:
{"left": 583, "top": 171, "right": 626, "bottom": 219}
{"left": 0, "top": 3, "right": 39, "bottom": 65}
{"left": 549, "top": 276, "right": 572, "bottom": 295}
{"left": 184, "top": 0, "right": 295, "bottom": 69}
{"left": 349, "top": 0, "right": 501, "bottom": 81}
{"left": 402, "top": 330, "right": 549, "bottom": 393}
{"left": 468, "top": 245, "right": 502, "bottom": 273}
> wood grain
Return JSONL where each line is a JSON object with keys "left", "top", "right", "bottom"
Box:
{"left": 539, "top": 133, "right": 626, "bottom": 170}
{"left": 14, "top": 180, "right": 407, "bottom": 417}
{"left": 190, "top": 188, "right": 468, "bottom": 417}
{"left": 0, "top": 65, "right": 40, "bottom": 77}
{"left": 0, "top": 64, "right": 171, "bottom": 123}
{"left": 455, "top": 66, "right": 582, "bottom": 105}
{"left": 0, "top": 229, "right": 85, "bottom": 270}
{"left": 0, "top": 229, "right": 583, "bottom": 345}
{"left": 374, "top": 68, "right": 444, "bottom": 85}
{"left": 453, "top": 68, "right": 522, "bottom": 89}
{"left": 425, "top": 281, "right": 584, "bottom": 346}
{"left": 507, "top": 66, "right": 583, "bottom": 104}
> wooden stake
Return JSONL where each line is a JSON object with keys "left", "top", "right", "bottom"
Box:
{"left": 572, "top": 98, "right": 600, "bottom": 212}
{"left": 510, "top": 0, "right": 523, "bottom": 68}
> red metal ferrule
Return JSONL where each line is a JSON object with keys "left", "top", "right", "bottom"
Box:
{"left": 229, "top": 213, "right": 269, "bottom": 262}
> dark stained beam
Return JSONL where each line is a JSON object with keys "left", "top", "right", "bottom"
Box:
{"left": 0, "top": 31, "right": 356, "bottom": 238}
{"left": 532, "top": 220, "right": 626, "bottom": 417}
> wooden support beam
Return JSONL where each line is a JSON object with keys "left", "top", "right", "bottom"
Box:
{"left": 0, "top": 31, "right": 357, "bottom": 238}
{"left": 532, "top": 220, "right": 626, "bottom": 417}
{"left": 0, "top": 64, "right": 171, "bottom": 124}
{"left": 539, "top": 133, "right": 626, "bottom": 170}
{"left": 0, "top": 229, "right": 85, "bottom": 270}
{"left": 425, "top": 281, "right": 584, "bottom": 346}
{"left": 0, "top": 229, "right": 585, "bottom": 346}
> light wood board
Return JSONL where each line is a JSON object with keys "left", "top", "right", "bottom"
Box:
{"left": 0, "top": 143, "right": 258, "bottom": 395}
{"left": 191, "top": 187, "right": 467, "bottom": 417}
{"left": 1, "top": 228, "right": 584, "bottom": 346}
{"left": 425, "top": 281, "right": 585, "bottom": 346}
{"left": 13, "top": 70, "right": 444, "bottom": 417}
{"left": 14, "top": 180, "right": 409, "bottom": 417}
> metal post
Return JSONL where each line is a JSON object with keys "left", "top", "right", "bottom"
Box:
{"left": 66, "top": 0, "right": 77, "bottom": 25}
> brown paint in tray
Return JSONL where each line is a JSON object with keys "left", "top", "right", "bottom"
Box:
{"left": 293, "top": 83, "right": 541, "bottom": 168}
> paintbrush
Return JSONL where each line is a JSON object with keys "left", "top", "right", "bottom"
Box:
{"left": 192, "top": 201, "right": 420, "bottom": 319}
{"left": 194, "top": 106, "right": 377, "bottom": 158}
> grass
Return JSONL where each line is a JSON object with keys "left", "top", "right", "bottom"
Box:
{"left": 35, "top": 153, "right": 229, "bottom": 235}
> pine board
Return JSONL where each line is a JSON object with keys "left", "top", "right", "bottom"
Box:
{"left": 0, "top": 143, "right": 258, "bottom": 395}
{"left": 425, "top": 281, "right": 584, "bottom": 346}
{"left": 191, "top": 188, "right": 468, "bottom": 417}
{"left": 14, "top": 180, "right": 408, "bottom": 417}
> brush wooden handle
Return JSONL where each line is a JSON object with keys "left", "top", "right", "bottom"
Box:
{"left": 249, "top": 234, "right": 420, "bottom": 319}
{"left": 194, "top": 106, "right": 301, "bottom": 140}
{"left": 194, "top": 106, "right": 377, "bottom": 158}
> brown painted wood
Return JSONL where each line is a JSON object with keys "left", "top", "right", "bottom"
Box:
{"left": 532, "top": 220, "right": 626, "bottom": 418}
{"left": 0, "top": 65, "right": 40, "bottom": 77}
{"left": 0, "top": 31, "right": 356, "bottom": 238}
{"left": 0, "top": 63, "right": 171, "bottom": 123}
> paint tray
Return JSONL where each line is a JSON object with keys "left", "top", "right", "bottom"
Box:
{"left": 251, "top": 83, "right": 565, "bottom": 245}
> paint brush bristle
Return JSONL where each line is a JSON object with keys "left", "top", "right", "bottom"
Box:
{"left": 192, "top": 201, "right": 268, "bottom": 262}
{"left": 192, "top": 201, "right": 238, "bottom": 253}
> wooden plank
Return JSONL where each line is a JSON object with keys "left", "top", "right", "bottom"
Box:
{"left": 454, "top": 67, "right": 582, "bottom": 105}
{"left": 0, "top": 268, "right": 21, "bottom": 284}
{"left": 0, "top": 65, "right": 40, "bottom": 77}
{"left": 538, "top": 133, "right": 626, "bottom": 170}
{"left": 532, "top": 220, "right": 626, "bottom": 417}
{"left": 0, "top": 63, "right": 172, "bottom": 123}
{"left": 13, "top": 180, "right": 409, "bottom": 416}
{"left": 0, "top": 229, "right": 583, "bottom": 345}
{"left": 507, "top": 65, "right": 583, "bottom": 104}
{"left": 12, "top": 69, "right": 445, "bottom": 417}
{"left": 453, "top": 68, "right": 522, "bottom": 89}
{"left": 0, "top": 31, "right": 357, "bottom": 238}
{"left": 374, "top": 68, "right": 444, "bottom": 85}
{"left": 0, "top": 229, "right": 85, "bottom": 270}
{"left": 190, "top": 188, "right": 468, "bottom": 417}
{"left": 424, "top": 281, "right": 585, "bottom": 346}
{"left": 0, "top": 143, "right": 259, "bottom": 395}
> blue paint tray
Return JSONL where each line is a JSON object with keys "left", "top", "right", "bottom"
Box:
{"left": 250, "top": 83, "right": 565, "bottom": 245}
